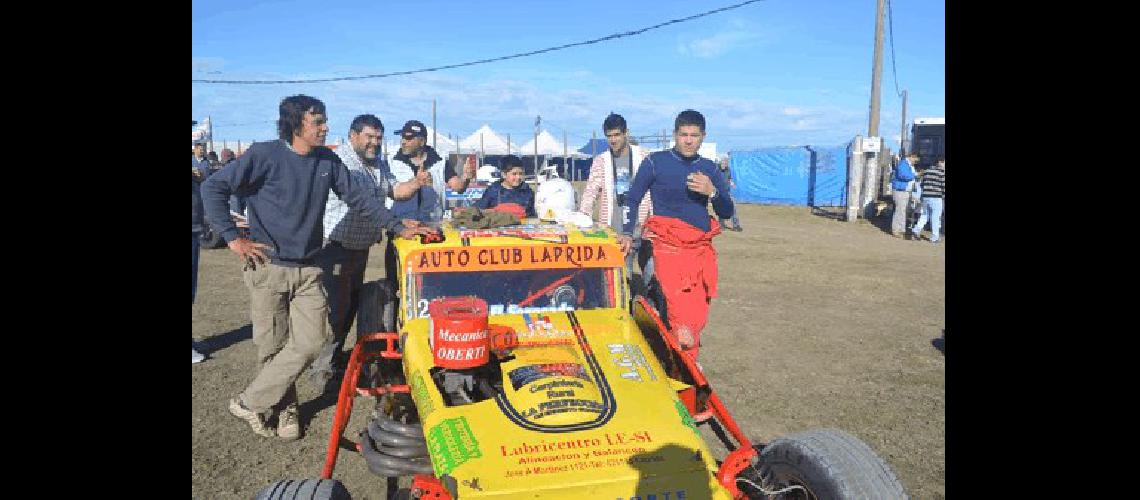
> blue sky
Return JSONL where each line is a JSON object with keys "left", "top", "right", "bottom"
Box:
{"left": 192, "top": 0, "right": 944, "bottom": 153}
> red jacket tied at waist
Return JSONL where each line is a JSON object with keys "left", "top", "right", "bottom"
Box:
{"left": 644, "top": 215, "right": 723, "bottom": 358}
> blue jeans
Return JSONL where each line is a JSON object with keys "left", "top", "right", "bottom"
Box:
{"left": 912, "top": 197, "right": 944, "bottom": 242}
{"left": 192, "top": 231, "right": 200, "bottom": 304}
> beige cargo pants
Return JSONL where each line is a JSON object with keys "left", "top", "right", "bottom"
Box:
{"left": 238, "top": 262, "right": 331, "bottom": 413}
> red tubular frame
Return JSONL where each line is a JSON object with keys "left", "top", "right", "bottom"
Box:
{"left": 321, "top": 331, "right": 454, "bottom": 499}
{"left": 321, "top": 332, "right": 411, "bottom": 480}
{"left": 634, "top": 297, "right": 759, "bottom": 499}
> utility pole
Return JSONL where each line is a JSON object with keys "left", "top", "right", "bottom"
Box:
{"left": 868, "top": 0, "right": 886, "bottom": 138}
{"left": 900, "top": 89, "right": 908, "bottom": 154}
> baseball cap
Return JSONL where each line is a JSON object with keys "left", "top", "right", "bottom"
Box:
{"left": 395, "top": 120, "right": 427, "bottom": 139}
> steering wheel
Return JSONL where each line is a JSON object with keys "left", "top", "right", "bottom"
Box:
{"left": 549, "top": 284, "right": 578, "bottom": 308}
{"left": 518, "top": 271, "right": 583, "bottom": 308}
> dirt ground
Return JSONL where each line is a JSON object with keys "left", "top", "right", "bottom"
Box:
{"left": 192, "top": 203, "right": 945, "bottom": 499}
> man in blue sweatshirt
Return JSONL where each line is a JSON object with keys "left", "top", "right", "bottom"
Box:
{"left": 201, "top": 95, "right": 431, "bottom": 440}
{"left": 617, "top": 110, "right": 734, "bottom": 360}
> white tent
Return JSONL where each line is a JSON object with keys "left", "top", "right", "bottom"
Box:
{"left": 459, "top": 124, "right": 512, "bottom": 155}
{"left": 517, "top": 130, "right": 571, "bottom": 156}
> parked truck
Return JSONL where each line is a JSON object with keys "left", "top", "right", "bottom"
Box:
{"left": 910, "top": 117, "right": 945, "bottom": 170}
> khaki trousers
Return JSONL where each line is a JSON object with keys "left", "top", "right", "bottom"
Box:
{"left": 239, "top": 262, "right": 331, "bottom": 413}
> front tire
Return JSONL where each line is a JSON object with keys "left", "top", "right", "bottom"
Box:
{"left": 744, "top": 428, "right": 907, "bottom": 499}
{"left": 254, "top": 479, "right": 351, "bottom": 500}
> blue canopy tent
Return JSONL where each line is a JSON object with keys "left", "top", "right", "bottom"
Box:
{"left": 577, "top": 139, "right": 610, "bottom": 156}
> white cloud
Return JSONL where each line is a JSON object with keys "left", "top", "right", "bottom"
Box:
{"left": 678, "top": 30, "right": 761, "bottom": 58}
{"left": 676, "top": 19, "right": 771, "bottom": 59}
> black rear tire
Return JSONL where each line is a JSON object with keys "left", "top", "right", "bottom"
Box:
{"left": 744, "top": 428, "right": 907, "bottom": 499}
{"left": 357, "top": 280, "right": 396, "bottom": 335}
{"left": 254, "top": 479, "right": 351, "bottom": 500}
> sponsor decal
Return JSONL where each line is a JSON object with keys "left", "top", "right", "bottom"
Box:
{"left": 495, "top": 312, "right": 617, "bottom": 433}
{"left": 498, "top": 430, "right": 658, "bottom": 477}
{"left": 427, "top": 417, "right": 482, "bottom": 476}
{"left": 446, "top": 187, "right": 486, "bottom": 201}
{"left": 517, "top": 398, "right": 605, "bottom": 420}
{"left": 409, "top": 372, "right": 435, "bottom": 418}
{"left": 409, "top": 244, "right": 621, "bottom": 273}
{"left": 459, "top": 224, "right": 568, "bottom": 240}
{"left": 509, "top": 363, "right": 590, "bottom": 390}
{"left": 674, "top": 400, "right": 698, "bottom": 435}
{"left": 607, "top": 343, "right": 658, "bottom": 382}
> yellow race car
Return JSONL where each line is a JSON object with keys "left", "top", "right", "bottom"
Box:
{"left": 258, "top": 219, "right": 906, "bottom": 500}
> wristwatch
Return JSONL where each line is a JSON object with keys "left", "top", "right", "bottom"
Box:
{"left": 709, "top": 187, "right": 718, "bottom": 199}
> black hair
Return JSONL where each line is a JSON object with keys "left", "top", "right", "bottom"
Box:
{"left": 349, "top": 114, "right": 384, "bottom": 135}
{"left": 207, "top": 151, "right": 218, "bottom": 161}
{"left": 277, "top": 95, "right": 326, "bottom": 142}
{"left": 501, "top": 155, "right": 524, "bottom": 172}
{"left": 674, "top": 109, "right": 706, "bottom": 133}
{"left": 602, "top": 113, "right": 627, "bottom": 133}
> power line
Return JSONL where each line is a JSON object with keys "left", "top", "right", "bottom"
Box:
{"left": 887, "top": 0, "right": 904, "bottom": 98}
{"left": 192, "top": 0, "right": 768, "bottom": 85}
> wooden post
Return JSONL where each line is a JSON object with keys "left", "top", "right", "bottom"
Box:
{"left": 900, "top": 89, "right": 909, "bottom": 155}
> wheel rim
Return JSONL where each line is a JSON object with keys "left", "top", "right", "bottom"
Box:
{"left": 738, "top": 467, "right": 819, "bottom": 500}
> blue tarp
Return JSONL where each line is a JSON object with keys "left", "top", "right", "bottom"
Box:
{"left": 728, "top": 145, "right": 849, "bottom": 206}
{"left": 577, "top": 139, "right": 610, "bottom": 155}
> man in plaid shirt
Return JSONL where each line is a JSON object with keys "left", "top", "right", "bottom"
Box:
{"left": 309, "top": 114, "right": 424, "bottom": 387}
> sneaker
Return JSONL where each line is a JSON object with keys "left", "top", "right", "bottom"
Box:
{"left": 192, "top": 348, "right": 205, "bottom": 364}
{"left": 277, "top": 403, "right": 301, "bottom": 441}
{"left": 228, "top": 397, "right": 276, "bottom": 437}
{"left": 732, "top": 226, "right": 743, "bottom": 232}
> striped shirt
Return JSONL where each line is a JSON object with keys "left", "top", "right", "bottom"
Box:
{"left": 322, "top": 146, "right": 391, "bottom": 250}
{"left": 578, "top": 144, "right": 652, "bottom": 233}
{"left": 920, "top": 166, "right": 945, "bottom": 199}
